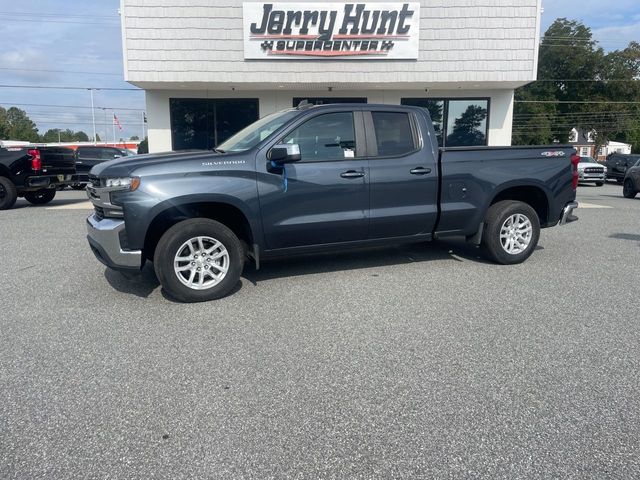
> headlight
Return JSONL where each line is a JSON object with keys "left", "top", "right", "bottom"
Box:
{"left": 106, "top": 177, "right": 140, "bottom": 191}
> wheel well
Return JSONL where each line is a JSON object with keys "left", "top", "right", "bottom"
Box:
{"left": 490, "top": 186, "right": 549, "bottom": 225}
{"left": 144, "top": 202, "right": 253, "bottom": 260}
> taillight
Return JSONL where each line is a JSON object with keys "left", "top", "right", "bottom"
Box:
{"left": 28, "top": 149, "right": 42, "bottom": 171}
{"left": 571, "top": 153, "right": 580, "bottom": 190}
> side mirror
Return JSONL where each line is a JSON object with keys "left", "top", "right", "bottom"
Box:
{"left": 269, "top": 144, "right": 301, "bottom": 164}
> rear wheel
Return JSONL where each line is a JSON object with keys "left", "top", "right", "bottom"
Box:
{"left": 24, "top": 189, "right": 56, "bottom": 205}
{"left": 481, "top": 200, "right": 540, "bottom": 265}
{"left": 0, "top": 176, "right": 18, "bottom": 210}
{"left": 153, "top": 218, "right": 245, "bottom": 302}
{"left": 595, "top": 182, "right": 604, "bottom": 187}
{"left": 623, "top": 179, "right": 637, "bottom": 199}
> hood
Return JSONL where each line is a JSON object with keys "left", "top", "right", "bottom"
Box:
{"left": 90, "top": 150, "right": 217, "bottom": 177}
{"left": 577, "top": 161, "right": 603, "bottom": 170}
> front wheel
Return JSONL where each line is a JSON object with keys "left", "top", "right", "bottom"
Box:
{"left": 24, "top": 189, "right": 56, "bottom": 205}
{"left": 623, "top": 179, "right": 637, "bottom": 199}
{"left": 595, "top": 182, "right": 604, "bottom": 187}
{"left": 481, "top": 200, "right": 541, "bottom": 265}
{"left": 153, "top": 218, "right": 245, "bottom": 302}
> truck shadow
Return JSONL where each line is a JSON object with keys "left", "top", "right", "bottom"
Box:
{"left": 103, "top": 238, "right": 524, "bottom": 300}
{"left": 12, "top": 198, "right": 92, "bottom": 209}
{"left": 244, "top": 238, "right": 496, "bottom": 285}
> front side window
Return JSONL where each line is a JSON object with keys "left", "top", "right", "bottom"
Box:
{"left": 371, "top": 112, "right": 416, "bottom": 156}
{"left": 282, "top": 112, "right": 356, "bottom": 162}
{"left": 217, "top": 110, "right": 299, "bottom": 153}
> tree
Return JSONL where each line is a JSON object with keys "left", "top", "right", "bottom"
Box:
{"left": 41, "top": 128, "right": 91, "bottom": 143}
{"left": 513, "top": 19, "right": 640, "bottom": 152}
{"left": 0, "top": 107, "right": 9, "bottom": 139}
{"left": 130, "top": 135, "right": 139, "bottom": 141}
{"left": 137, "top": 137, "right": 148, "bottom": 154}
{"left": 3, "top": 107, "right": 39, "bottom": 142}
{"left": 446, "top": 105, "right": 488, "bottom": 146}
{"left": 75, "top": 131, "right": 89, "bottom": 142}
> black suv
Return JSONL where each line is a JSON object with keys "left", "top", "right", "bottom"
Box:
{"left": 623, "top": 158, "right": 640, "bottom": 199}
{"left": 71, "top": 146, "right": 130, "bottom": 188}
{"left": 606, "top": 153, "right": 640, "bottom": 183}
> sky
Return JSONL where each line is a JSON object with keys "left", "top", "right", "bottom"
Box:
{"left": 1, "top": 0, "right": 639, "bottom": 142}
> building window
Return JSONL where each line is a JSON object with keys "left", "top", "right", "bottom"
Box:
{"left": 580, "top": 146, "right": 590, "bottom": 157}
{"left": 169, "top": 98, "right": 259, "bottom": 150}
{"left": 401, "top": 98, "right": 489, "bottom": 147}
{"left": 371, "top": 112, "right": 416, "bottom": 156}
{"left": 292, "top": 97, "right": 367, "bottom": 107}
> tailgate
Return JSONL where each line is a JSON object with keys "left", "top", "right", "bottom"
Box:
{"left": 41, "top": 147, "right": 76, "bottom": 173}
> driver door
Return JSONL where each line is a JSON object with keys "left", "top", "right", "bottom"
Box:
{"left": 257, "top": 110, "right": 369, "bottom": 250}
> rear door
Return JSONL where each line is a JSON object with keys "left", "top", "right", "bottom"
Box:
{"left": 258, "top": 110, "right": 369, "bottom": 249}
{"left": 365, "top": 110, "right": 439, "bottom": 238}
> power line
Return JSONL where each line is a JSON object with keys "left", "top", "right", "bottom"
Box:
{"left": 0, "top": 17, "right": 120, "bottom": 26}
{"left": 0, "top": 84, "right": 141, "bottom": 91}
{"left": 515, "top": 100, "right": 640, "bottom": 104}
{"left": 0, "top": 102, "right": 145, "bottom": 111}
{"left": 0, "top": 11, "right": 117, "bottom": 18}
{"left": 0, "top": 67, "right": 122, "bottom": 76}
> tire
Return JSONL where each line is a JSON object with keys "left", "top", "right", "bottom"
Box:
{"left": 481, "top": 200, "right": 540, "bottom": 265}
{"left": 623, "top": 179, "right": 637, "bottom": 199}
{"left": 153, "top": 218, "right": 245, "bottom": 302}
{"left": 24, "top": 189, "right": 56, "bottom": 205}
{"left": 616, "top": 178, "right": 624, "bottom": 185}
{"left": 595, "top": 182, "right": 604, "bottom": 187}
{"left": 0, "top": 176, "right": 18, "bottom": 210}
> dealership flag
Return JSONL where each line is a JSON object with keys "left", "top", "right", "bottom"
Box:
{"left": 113, "top": 114, "right": 123, "bottom": 130}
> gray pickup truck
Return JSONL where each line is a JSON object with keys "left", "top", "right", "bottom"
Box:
{"left": 86, "top": 103, "right": 579, "bottom": 302}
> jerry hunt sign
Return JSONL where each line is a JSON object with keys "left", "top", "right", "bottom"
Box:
{"left": 243, "top": 2, "right": 420, "bottom": 59}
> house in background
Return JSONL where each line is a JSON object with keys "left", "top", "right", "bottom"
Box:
{"left": 568, "top": 128, "right": 632, "bottom": 161}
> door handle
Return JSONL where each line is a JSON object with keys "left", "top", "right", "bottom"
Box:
{"left": 410, "top": 167, "right": 431, "bottom": 175}
{"left": 340, "top": 170, "right": 365, "bottom": 179}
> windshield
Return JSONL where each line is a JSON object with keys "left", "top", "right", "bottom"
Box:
{"left": 579, "top": 157, "right": 596, "bottom": 163}
{"left": 217, "top": 110, "right": 299, "bottom": 152}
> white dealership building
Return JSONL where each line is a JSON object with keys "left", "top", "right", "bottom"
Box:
{"left": 119, "top": 0, "right": 542, "bottom": 152}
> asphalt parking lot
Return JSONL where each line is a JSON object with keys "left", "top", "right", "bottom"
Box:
{"left": 1, "top": 183, "right": 639, "bottom": 479}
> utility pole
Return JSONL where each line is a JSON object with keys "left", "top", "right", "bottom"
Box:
{"left": 89, "top": 88, "right": 96, "bottom": 144}
{"left": 141, "top": 111, "right": 145, "bottom": 141}
{"left": 112, "top": 114, "right": 116, "bottom": 147}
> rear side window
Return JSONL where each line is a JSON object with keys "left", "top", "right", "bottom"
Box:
{"left": 371, "top": 112, "right": 416, "bottom": 157}
{"left": 77, "top": 148, "right": 100, "bottom": 159}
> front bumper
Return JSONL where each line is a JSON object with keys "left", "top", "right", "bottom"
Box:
{"left": 86, "top": 214, "right": 143, "bottom": 271}
{"left": 578, "top": 173, "right": 605, "bottom": 183}
{"left": 559, "top": 202, "right": 579, "bottom": 226}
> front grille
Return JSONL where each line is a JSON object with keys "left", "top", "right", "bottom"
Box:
{"left": 94, "top": 206, "right": 105, "bottom": 220}
{"left": 585, "top": 167, "right": 604, "bottom": 174}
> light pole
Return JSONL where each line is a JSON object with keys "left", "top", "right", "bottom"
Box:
{"left": 89, "top": 88, "right": 97, "bottom": 144}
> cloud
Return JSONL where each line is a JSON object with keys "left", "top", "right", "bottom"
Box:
{"left": 593, "top": 23, "right": 640, "bottom": 50}
{"left": 0, "top": 48, "right": 57, "bottom": 81}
